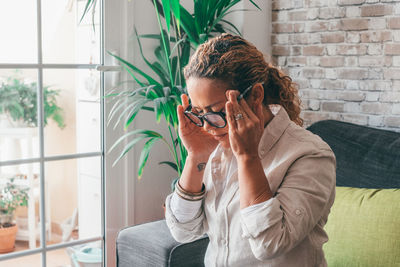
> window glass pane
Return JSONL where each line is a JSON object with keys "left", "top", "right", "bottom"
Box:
{"left": 0, "top": 70, "right": 39, "bottom": 161}
{"left": 45, "top": 157, "right": 101, "bottom": 246}
{"left": 43, "top": 69, "right": 101, "bottom": 156}
{"left": 0, "top": 253, "right": 42, "bottom": 266}
{"left": 42, "top": 0, "right": 100, "bottom": 64}
{"left": 0, "top": 163, "right": 41, "bottom": 254}
{"left": 0, "top": 1, "right": 37, "bottom": 63}
{"left": 47, "top": 240, "right": 103, "bottom": 267}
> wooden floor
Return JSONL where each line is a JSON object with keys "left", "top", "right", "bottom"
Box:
{"left": 1, "top": 231, "right": 80, "bottom": 267}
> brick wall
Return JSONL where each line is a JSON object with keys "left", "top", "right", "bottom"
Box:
{"left": 271, "top": 0, "right": 400, "bottom": 131}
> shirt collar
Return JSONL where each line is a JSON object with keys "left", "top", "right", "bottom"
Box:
{"left": 258, "top": 105, "right": 291, "bottom": 159}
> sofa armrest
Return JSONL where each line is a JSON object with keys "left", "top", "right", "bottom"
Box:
{"left": 116, "top": 219, "right": 209, "bottom": 267}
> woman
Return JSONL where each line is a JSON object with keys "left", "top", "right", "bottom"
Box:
{"left": 165, "top": 34, "right": 336, "bottom": 267}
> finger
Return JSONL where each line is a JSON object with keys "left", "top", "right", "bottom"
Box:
{"left": 239, "top": 98, "right": 259, "bottom": 122}
{"left": 227, "top": 90, "right": 240, "bottom": 106}
{"left": 177, "top": 104, "right": 190, "bottom": 129}
{"left": 181, "top": 94, "right": 189, "bottom": 108}
{"left": 257, "top": 102, "right": 265, "bottom": 129}
{"left": 228, "top": 90, "right": 249, "bottom": 127}
{"left": 227, "top": 90, "right": 242, "bottom": 115}
{"left": 225, "top": 101, "right": 237, "bottom": 130}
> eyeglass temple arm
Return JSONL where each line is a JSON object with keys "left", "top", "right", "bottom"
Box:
{"left": 237, "top": 82, "right": 264, "bottom": 101}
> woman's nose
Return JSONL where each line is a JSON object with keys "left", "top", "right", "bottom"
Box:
{"left": 203, "top": 120, "right": 214, "bottom": 133}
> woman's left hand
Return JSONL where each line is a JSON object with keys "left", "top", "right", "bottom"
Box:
{"left": 225, "top": 90, "right": 265, "bottom": 159}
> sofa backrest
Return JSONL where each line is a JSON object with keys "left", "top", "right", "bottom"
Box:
{"left": 308, "top": 120, "right": 400, "bottom": 267}
{"left": 307, "top": 120, "right": 400, "bottom": 189}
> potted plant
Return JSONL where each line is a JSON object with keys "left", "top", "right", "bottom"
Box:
{"left": 0, "top": 175, "right": 29, "bottom": 253}
{"left": 0, "top": 75, "right": 65, "bottom": 129}
{"left": 83, "top": 0, "right": 260, "bottom": 190}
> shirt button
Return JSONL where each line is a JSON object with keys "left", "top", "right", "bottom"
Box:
{"left": 295, "top": 209, "right": 301, "bottom": 216}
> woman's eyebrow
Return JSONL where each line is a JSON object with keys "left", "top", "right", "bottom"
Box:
{"left": 192, "top": 100, "right": 225, "bottom": 109}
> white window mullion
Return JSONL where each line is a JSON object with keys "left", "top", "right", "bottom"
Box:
{"left": 100, "top": 0, "right": 106, "bottom": 265}
{"left": 0, "top": 63, "right": 98, "bottom": 69}
{"left": 36, "top": 0, "right": 47, "bottom": 265}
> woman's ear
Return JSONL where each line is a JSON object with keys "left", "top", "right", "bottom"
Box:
{"left": 250, "top": 83, "right": 264, "bottom": 105}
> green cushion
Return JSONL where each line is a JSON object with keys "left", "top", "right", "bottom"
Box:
{"left": 324, "top": 187, "right": 400, "bottom": 267}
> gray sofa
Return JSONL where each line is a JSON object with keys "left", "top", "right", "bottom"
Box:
{"left": 116, "top": 120, "right": 400, "bottom": 266}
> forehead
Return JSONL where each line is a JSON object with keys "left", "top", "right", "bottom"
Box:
{"left": 186, "top": 78, "right": 229, "bottom": 108}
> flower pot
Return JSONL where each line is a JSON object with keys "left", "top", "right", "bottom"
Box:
{"left": 0, "top": 224, "right": 18, "bottom": 253}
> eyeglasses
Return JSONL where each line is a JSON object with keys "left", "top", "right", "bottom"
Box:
{"left": 184, "top": 84, "right": 254, "bottom": 128}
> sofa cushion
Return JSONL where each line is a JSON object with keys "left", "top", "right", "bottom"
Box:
{"left": 307, "top": 120, "right": 400, "bottom": 189}
{"left": 324, "top": 186, "right": 400, "bottom": 267}
{"left": 117, "top": 220, "right": 208, "bottom": 267}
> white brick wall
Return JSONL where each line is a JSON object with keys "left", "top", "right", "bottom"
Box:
{"left": 272, "top": 0, "right": 400, "bottom": 132}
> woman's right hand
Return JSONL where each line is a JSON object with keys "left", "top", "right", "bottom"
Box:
{"left": 177, "top": 94, "right": 219, "bottom": 157}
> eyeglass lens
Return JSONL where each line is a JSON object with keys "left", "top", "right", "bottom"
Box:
{"left": 185, "top": 111, "right": 226, "bottom": 127}
{"left": 204, "top": 114, "right": 225, "bottom": 127}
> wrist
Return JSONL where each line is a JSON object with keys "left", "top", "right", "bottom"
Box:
{"left": 187, "top": 153, "right": 211, "bottom": 163}
{"left": 237, "top": 153, "right": 260, "bottom": 164}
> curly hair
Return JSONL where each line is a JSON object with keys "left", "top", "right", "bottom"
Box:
{"left": 184, "top": 33, "right": 303, "bottom": 126}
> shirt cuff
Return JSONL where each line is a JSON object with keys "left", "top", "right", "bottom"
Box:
{"left": 170, "top": 191, "right": 203, "bottom": 223}
{"left": 240, "top": 198, "right": 274, "bottom": 216}
{"left": 240, "top": 197, "right": 282, "bottom": 239}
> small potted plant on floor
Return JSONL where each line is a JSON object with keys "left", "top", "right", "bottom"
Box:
{"left": 0, "top": 175, "right": 29, "bottom": 253}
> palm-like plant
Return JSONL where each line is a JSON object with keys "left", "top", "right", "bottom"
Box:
{"left": 83, "top": 0, "right": 260, "bottom": 188}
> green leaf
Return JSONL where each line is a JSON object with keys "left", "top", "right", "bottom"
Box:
{"left": 161, "top": 0, "right": 171, "bottom": 33}
{"left": 113, "top": 98, "right": 149, "bottom": 130}
{"left": 179, "top": 5, "right": 199, "bottom": 46}
{"left": 159, "top": 161, "right": 178, "bottom": 172}
{"left": 141, "top": 106, "right": 155, "bottom": 112}
{"left": 124, "top": 110, "right": 139, "bottom": 129}
{"left": 249, "top": 0, "right": 261, "bottom": 10}
{"left": 220, "top": 19, "right": 241, "bottom": 35}
{"left": 170, "top": 37, "right": 186, "bottom": 57}
{"left": 134, "top": 28, "right": 167, "bottom": 85}
{"left": 170, "top": 0, "right": 181, "bottom": 33}
{"left": 154, "top": 46, "right": 169, "bottom": 78}
{"left": 151, "top": 61, "right": 169, "bottom": 85}
{"left": 79, "top": 0, "right": 94, "bottom": 23}
{"left": 138, "top": 137, "right": 160, "bottom": 178}
{"left": 153, "top": 0, "right": 174, "bottom": 87}
{"left": 154, "top": 99, "right": 163, "bottom": 123}
{"left": 123, "top": 98, "right": 151, "bottom": 129}
{"left": 108, "top": 51, "right": 161, "bottom": 87}
{"left": 194, "top": 0, "right": 203, "bottom": 34}
{"left": 109, "top": 129, "right": 162, "bottom": 153}
{"left": 208, "top": 0, "right": 242, "bottom": 35}
{"left": 112, "top": 136, "right": 148, "bottom": 166}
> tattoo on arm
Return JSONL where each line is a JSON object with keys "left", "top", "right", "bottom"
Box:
{"left": 197, "top": 163, "right": 206, "bottom": 172}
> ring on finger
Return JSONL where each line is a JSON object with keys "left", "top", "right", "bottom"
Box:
{"left": 234, "top": 113, "right": 244, "bottom": 121}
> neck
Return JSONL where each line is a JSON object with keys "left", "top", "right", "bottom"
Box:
{"left": 263, "top": 106, "right": 274, "bottom": 128}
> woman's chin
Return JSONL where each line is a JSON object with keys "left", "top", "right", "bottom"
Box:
{"left": 219, "top": 136, "right": 230, "bottom": 149}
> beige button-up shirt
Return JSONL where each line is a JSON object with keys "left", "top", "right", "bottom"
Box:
{"left": 165, "top": 106, "right": 336, "bottom": 267}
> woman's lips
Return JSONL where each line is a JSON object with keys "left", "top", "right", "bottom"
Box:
{"left": 213, "top": 133, "right": 227, "bottom": 140}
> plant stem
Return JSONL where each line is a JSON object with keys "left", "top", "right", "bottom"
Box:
{"left": 167, "top": 124, "right": 181, "bottom": 176}
{"left": 172, "top": 14, "right": 183, "bottom": 85}
{"left": 153, "top": 0, "right": 174, "bottom": 87}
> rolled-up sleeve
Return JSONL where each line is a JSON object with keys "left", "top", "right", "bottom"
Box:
{"left": 165, "top": 193, "right": 206, "bottom": 243}
{"left": 240, "top": 148, "right": 336, "bottom": 261}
